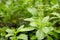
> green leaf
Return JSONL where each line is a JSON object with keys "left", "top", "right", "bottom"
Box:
{"left": 48, "top": 31, "right": 58, "bottom": 39}
{"left": 50, "top": 17, "right": 58, "bottom": 20}
{"left": 5, "top": 34, "right": 14, "bottom": 37}
{"left": 30, "top": 22, "right": 37, "bottom": 27}
{"left": 39, "top": 0, "right": 42, "bottom": 3}
{"left": 27, "top": 7, "right": 38, "bottom": 16}
{"left": 0, "top": 37, "right": 6, "bottom": 40}
{"left": 46, "top": 35, "right": 53, "bottom": 40}
{"left": 42, "top": 27, "right": 54, "bottom": 33}
{"left": 36, "top": 30, "right": 45, "bottom": 40}
{"left": 55, "top": 27, "right": 60, "bottom": 33}
{"left": 10, "top": 36, "right": 17, "bottom": 40}
{"left": 17, "top": 25, "right": 24, "bottom": 32}
{"left": 55, "top": 29, "right": 60, "bottom": 33}
{"left": 17, "top": 34, "right": 28, "bottom": 40}
{"left": 42, "top": 16, "right": 49, "bottom": 22}
{"left": 17, "top": 27, "right": 35, "bottom": 32}
{"left": 24, "top": 18, "right": 34, "bottom": 21}
{"left": 51, "top": 0, "right": 57, "bottom": 4}
{"left": 31, "top": 35, "right": 36, "bottom": 40}
{"left": 51, "top": 4, "right": 59, "bottom": 9}
{"left": 51, "top": 12, "right": 60, "bottom": 18}
{"left": 0, "top": 27, "right": 7, "bottom": 36}
{"left": 6, "top": 29, "right": 12, "bottom": 33}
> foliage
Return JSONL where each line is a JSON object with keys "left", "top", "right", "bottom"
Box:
{"left": 0, "top": 0, "right": 60, "bottom": 40}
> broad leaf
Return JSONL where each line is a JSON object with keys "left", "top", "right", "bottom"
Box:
{"left": 48, "top": 31, "right": 58, "bottom": 39}
{"left": 17, "top": 27, "right": 35, "bottom": 32}
{"left": 42, "top": 16, "right": 49, "bottom": 22}
{"left": 17, "top": 25, "right": 24, "bottom": 32}
{"left": 6, "top": 29, "right": 12, "bottom": 33}
{"left": 27, "top": 7, "right": 38, "bottom": 16}
{"left": 51, "top": 12, "right": 60, "bottom": 18}
{"left": 36, "top": 30, "right": 45, "bottom": 40}
{"left": 5, "top": 34, "right": 14, "bottom": 37}
{"left": 24, "top": 18, "right": 34, "bottom": 21}
{"left": 46, "top": 35, "right": 53, "bottom": 40}
{"left": 42, "top": 27, "right": 54, "bottom": 33}
{"left": 17, "top": 34, "right": 28, "bottom": 40}
{"left": 55, "top": 27, "right": 60, "bottom": 33}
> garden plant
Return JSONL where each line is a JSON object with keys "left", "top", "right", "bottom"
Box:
{"left": 0, "top": 0, "right": 60, "bottom": 40}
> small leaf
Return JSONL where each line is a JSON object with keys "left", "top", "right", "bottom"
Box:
{"left": 50, "top": 17, "right": 58, "bottom": 20}
{"left": 24, "top": 18, "right": 34, "bottom": 21}
{"left": 55, "top": 27, "right": 60, "bottom": 33}
{"left": 0, "top": 37, "right": 6, "bottom": 40}
{"left": 47, "top": 35, "right": 53, "bottom": 40}
{"left": 48, "top": 31, "right": 58, "bottom": 39}
{"left": 51, "top": 4, "right": 59, "bottom": 9}
{"left": 5, "top": 34, "right": 14, "bottom": 37}
{"left": 51, "top": 12, "right": 60, "bottom": 18}
{"left": 30, "top": 22, "right": 37, "bottom": 27}
{"left": 17, "top": 27, "right": 35, "bottom": 32}
{"left": 17, "top": 34, "right": 28, "bottom": 40}
{"left": 55, "top": 30, "right": 60, "bottom": 33}
{"left": 42, "top": 27, "right": 54, "bottom": 33}
{"left": 17, "top": 25, "right": 24, "bottom": 32}
{"left": 31, "top": 35, "right": 36, "bottom": 40}
{"left": 27, "top": 7, "right": 38, "bottom": 16}
{"left": 42, "top": 16, "right": 49, "bottom": 22}
{"left": 10, "top": 36, "right": 17, "bottom": 40}
{"left": 6, "top": 29, "right": 12, "bottom": 33}
{"left": 39, "top": 0, "right": 42, "bottom": 3}
{"left": 36, "top": 30, "right": 45, "bottom": 40}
